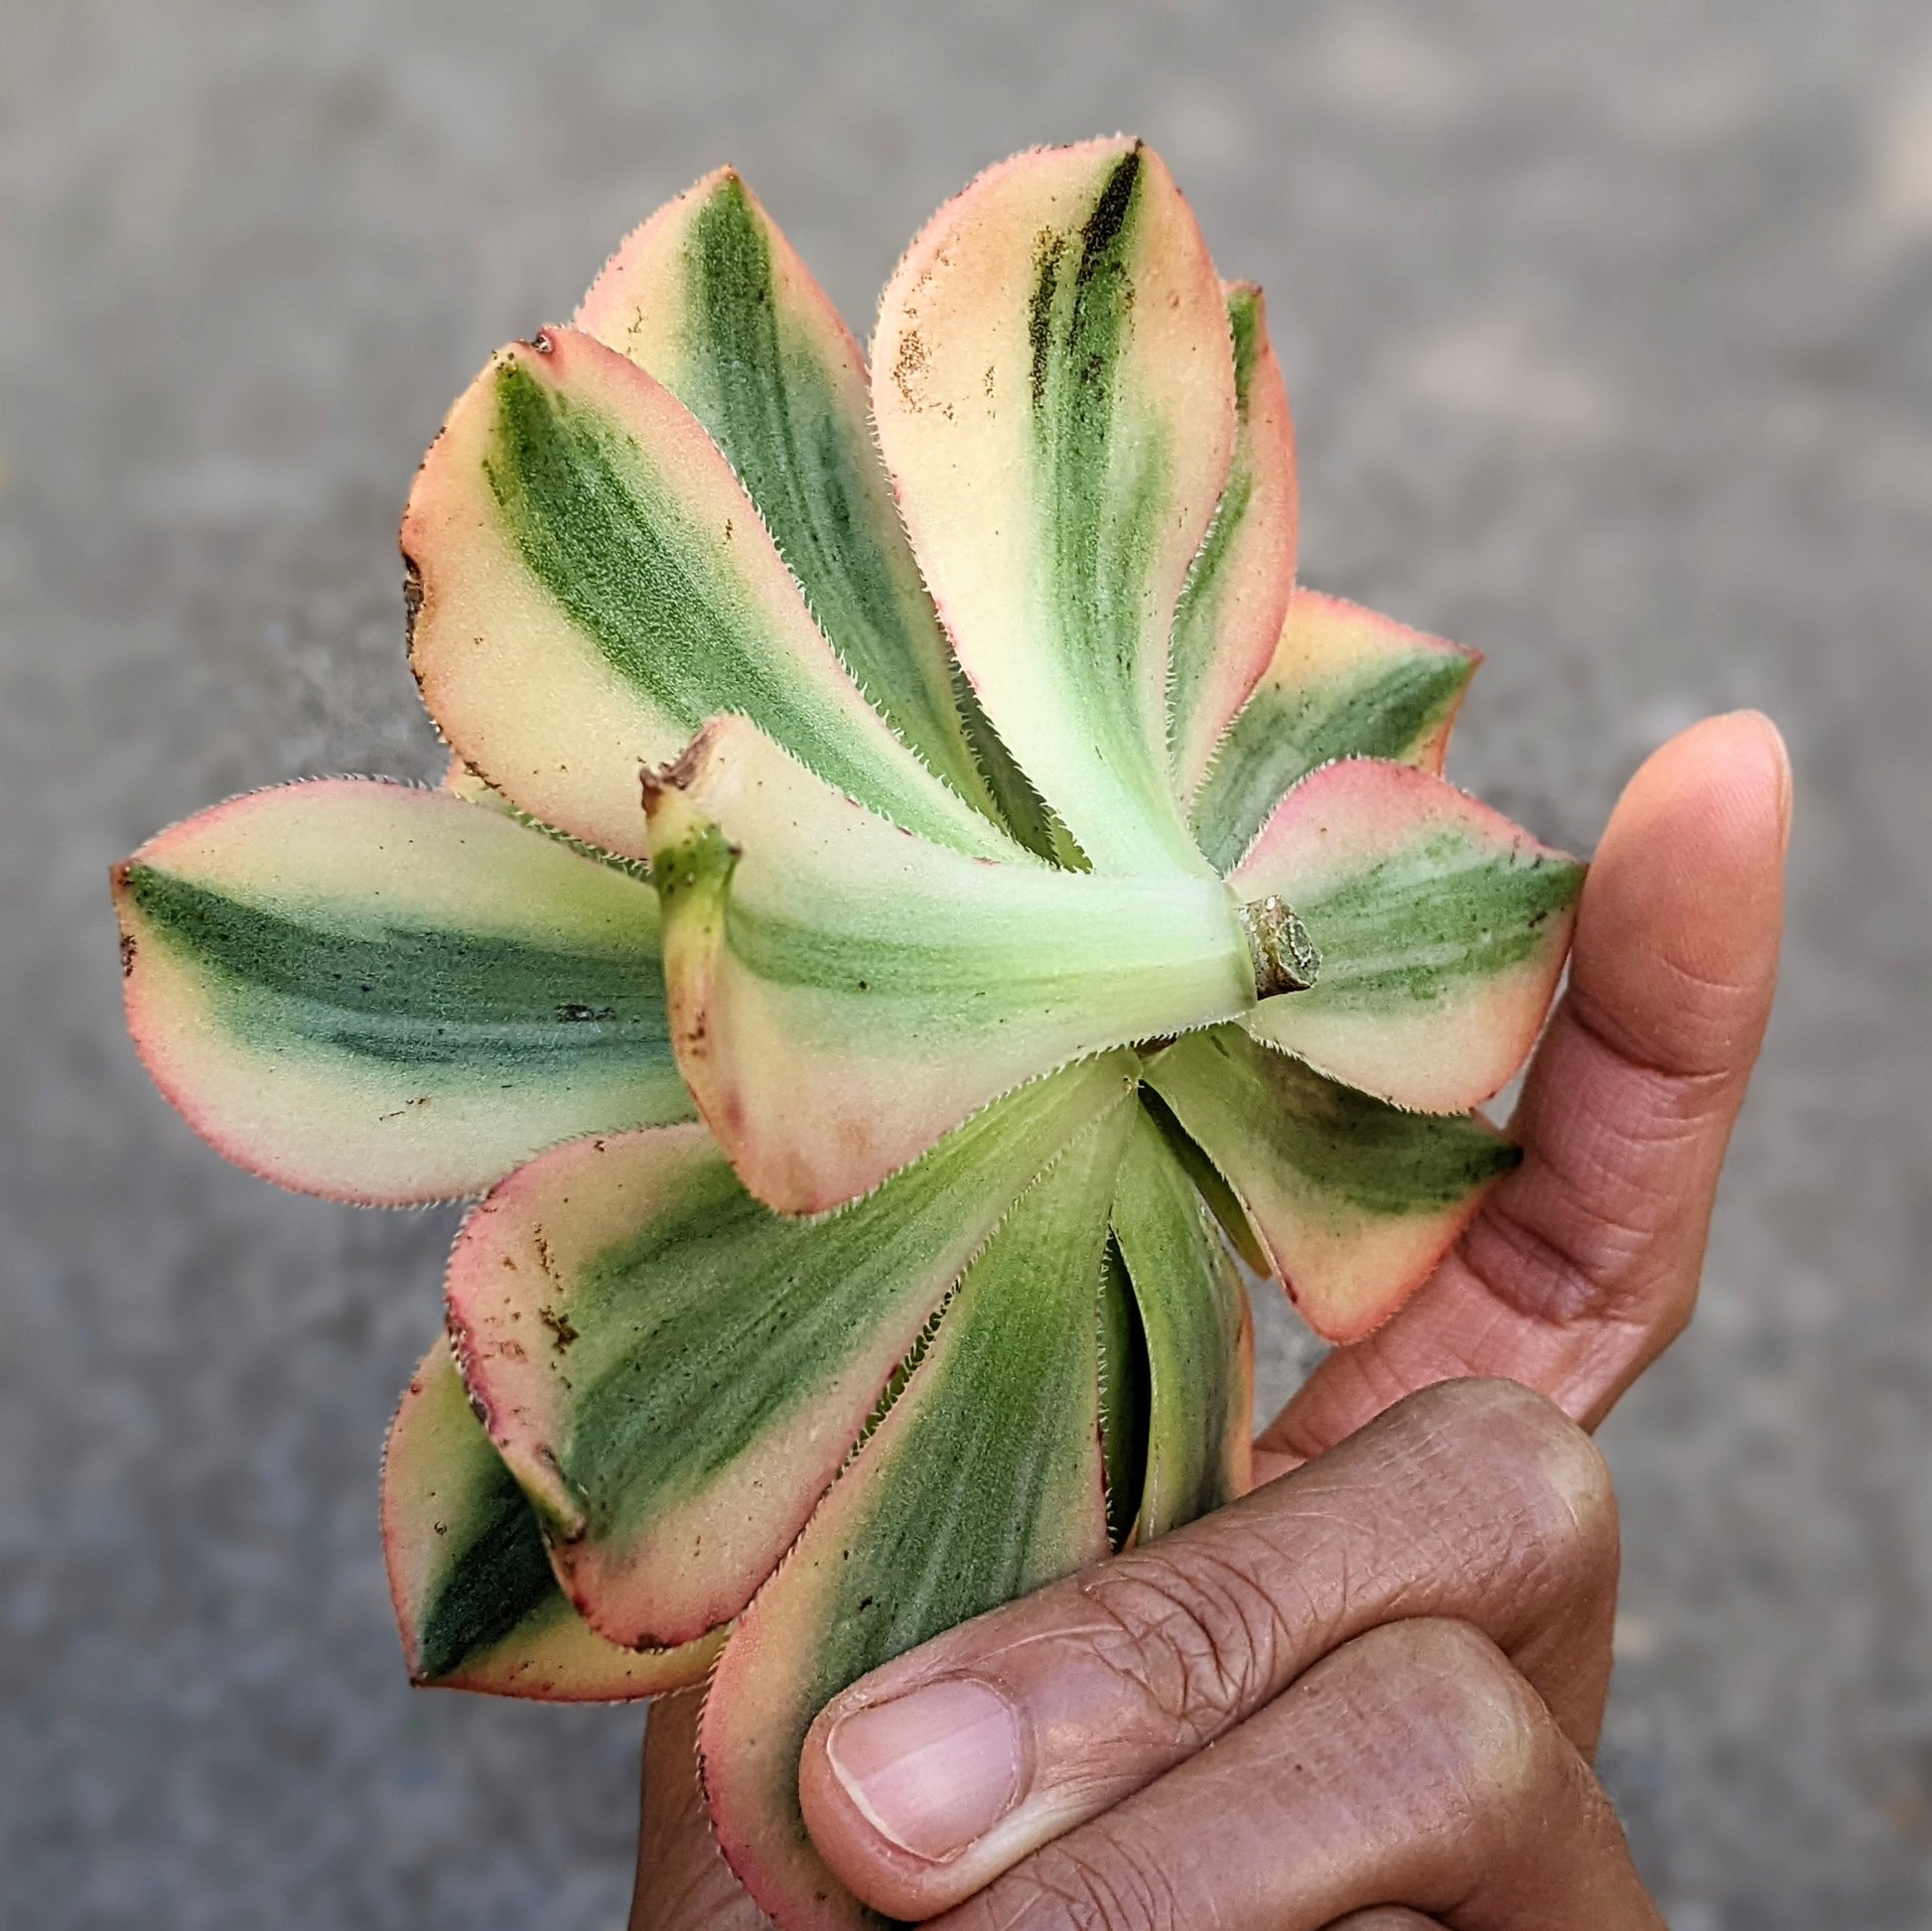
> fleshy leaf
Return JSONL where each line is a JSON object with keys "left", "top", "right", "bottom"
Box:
{"left": 576, "top": 167, "right": 1002, "bottom": 820}
{"left": 950, "top": 668, "right": 1091, "bottom": 869}
{"left": 702, "top": 1107, "right": 1128, "bottom": 1931}
{"left": 873, "top": 137, "right": 1235, "bottom": 876}
{"left": 446, "top": 1056, "right": 1137, "bottom": 1648}
{"left": 1168, "top": 283, "right": 1299, "bottom": 801}
{"left": 1132, "top": 1091, "right": 1267, "bottom": 1280}
{"left": 643, "top": 714, "right": 1253, "bottom": 1213}
{"left": 1145, "top": 1025, "right": 1517, "bottom": 1342}
{"left": 440, "top": 757, "right": 517, "bottom": 814}
{"left": 112, "top": 779, "right": 690, "bottom": 1204}
{"left": 441, "top": 754, "right": 656, "bottom": 884}
{"left": 573, "top": 172, "right": 1078, "bottom": 870}
{"left": 1233, "top": 758, "right": 1584, "bottom": 1112}
{"left": 382, "top": 1336, "right": 721, "bottom": 1699}
{"left": 1192, "top": 590, "right": 1478, "bottom": 873}
{"left": 1110, "top": 1107, "right": 1253, "bottom": 1538}
{"left": 403, "top": 327, "right": 1010, "bottom": 864}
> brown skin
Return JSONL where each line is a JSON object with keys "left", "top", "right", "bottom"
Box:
{"left": 629, "top": 712, "right": 1790, "bottom": 1930}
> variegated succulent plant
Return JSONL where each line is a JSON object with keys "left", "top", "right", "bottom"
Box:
{"left": 113, "top": 138, "right": 1585, "bottom": 1929}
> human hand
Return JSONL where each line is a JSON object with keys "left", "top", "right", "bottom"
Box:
{"left": 628, "top": 711, "right": 1790, "bottom": 1928}
{"left": 640, "top": 1379, "right": 1639, "bottom": 1929}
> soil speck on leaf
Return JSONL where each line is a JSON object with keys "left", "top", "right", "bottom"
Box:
{"left": 893, "top": 327, "right": 928, "bottom": 408}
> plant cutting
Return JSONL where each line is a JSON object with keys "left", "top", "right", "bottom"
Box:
{"left": 113, "top": 137, "right": 1585, "bottom": 1928}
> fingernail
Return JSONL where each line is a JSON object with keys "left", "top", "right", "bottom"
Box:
{"left": 1732, "top": 710, "right": 1794, "bottom": 851}
{"left": 823, "top": 1677, "right": 1024, "bottom": 1862}
{"left": 1768, "top": 723, "right": 1794, "bottom": 849}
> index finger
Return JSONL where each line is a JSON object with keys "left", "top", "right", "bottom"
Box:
{"left": 1261, "top": 711, "right": 1789, "bottom": 1467}
{"left": 796, "top": 1379, "right": 1618, "bottom": 1921}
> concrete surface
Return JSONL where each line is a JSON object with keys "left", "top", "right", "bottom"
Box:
{"left": 4, "top": 2, "right": 1928, "bottom": 1925}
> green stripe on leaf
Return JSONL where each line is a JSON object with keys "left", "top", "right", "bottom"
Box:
{"left": 382, "top": 1336, "right": 720, "bottom": 1700}
{"left": 577, "top": 169, "right": 1004, "bottom": 823}
{"left": 413, "top": 1473, "right": 556, "bottom": 1684}
{"left": 873, "top": 138, "right": 1237, "bottom": 876}
{"left": 1189, "top": 660, "right": 1475, "bottom": 874}
{"left": 1196, "top": 653, "right": 1473, "bottom": 871}
{"left": 1169, "top": 283, "right": 1299, "bottom": 802}
{"left": 405, "top": 330, "right": 1011, "bottom": 865}
{"left": 113, "top": 780, "right": 690, "bottom": 1204}
{"left": 703, "top": 1110, "right": 1126, "bottom": 1929}
{"left": 1016, "top": 148, "right": 1186, "bottom": 868}
{"left": 1111, "top": 1108, "right": 1252, "bottom": 1539}
{"left": 949, "top": 661, "right": 1090, "bottom": 868}
{"left": 1192, "top": 589, "right": 1476, "bottom": 872}
{"left": 1146, "top": 1025, "right": 1516, "bottom": 1342}
{"left": 1291, "top": 830, "right": 1582, "bottom": 1010}
{"left": 123, "top": 866, "right": 670, "bottom": 1072}
{"left": 1232, "top": 758, "right": 1583, "bottom": 1113}
{"left": 679, "top": 180, "right": 991, "bottom": 806}
{"left": 485, "top": 358, "right": 976, "bottom": 844}
{"left": 447, "top": 1056, "right": 1138, "bottom": 1648}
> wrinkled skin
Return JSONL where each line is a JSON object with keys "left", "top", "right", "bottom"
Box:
{"left": 629, "top": 712, "right": 1790, "bottom": 1930}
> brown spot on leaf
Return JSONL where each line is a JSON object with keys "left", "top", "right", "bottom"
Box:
{"left": 538, "top": 1305, "right": 580, "bottom": 1353}
{"left": 401, "top": 556, "right": 424, "bottom": 643}
{"left": 893, "top": 328, "right": 929, "bottom": 409}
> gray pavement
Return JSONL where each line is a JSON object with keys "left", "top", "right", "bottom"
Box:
{"left": 3, "top": 2, "right": 1928, "bottom": 1925}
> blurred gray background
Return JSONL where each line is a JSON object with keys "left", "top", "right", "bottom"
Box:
{"left": 4, "top": 2, "right": 1928, "bottom": 1925}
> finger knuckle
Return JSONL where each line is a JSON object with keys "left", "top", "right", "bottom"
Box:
{"left": 990, "top": 1829, "right": 1186, "bottom": 1931}
{"left": 1072, "top": 1542, "right": 1287, "bottom": 1749}
{"left": 1579, "top": 964, "right": 1766, "bottom": 1087}
{"left": 1395, "top": 1379, "right": 1619, "bottom": 1581}
{"left": 1363, "top": 1619, "right": 1567, "bottom": 1815}
{"left": 1494, "top": 1397, "right": 1619, "bottom": 1585}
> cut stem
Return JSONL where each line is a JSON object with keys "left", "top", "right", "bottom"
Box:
{"left": 1237, "top": 895, "right": 1320, "bottom": 1000}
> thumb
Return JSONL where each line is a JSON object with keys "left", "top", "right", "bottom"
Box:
{"left": 1261, "top": 710, "right": 1789, "bottom": 1468}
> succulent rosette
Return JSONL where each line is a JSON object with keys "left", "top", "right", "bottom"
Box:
{"left": 113, "top": 138, "right": 1584, "bottom": 1928}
